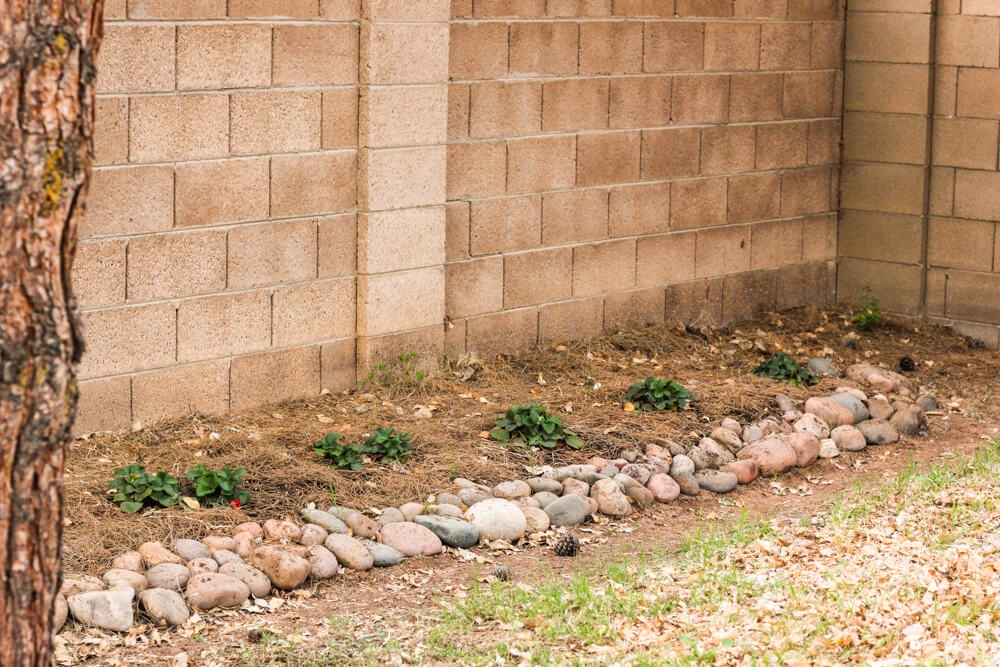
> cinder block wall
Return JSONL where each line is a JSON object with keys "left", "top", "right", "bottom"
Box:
{"left": 75, "top": 0, "right": 845, "bottom": 432}
{"left": 839, "top": 0, "right": 1000, "bottom": 345}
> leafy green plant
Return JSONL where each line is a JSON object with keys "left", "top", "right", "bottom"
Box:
{"left": 852, "top": 288, "right": 883, "bottom": 332}
{"left": 364, "top": 428, "right": 413, "bottom": 462}
{"left": 753, "top": 353, "right": 818, "bottom": 387}
{"left": 185, "top": 464, "right": 249, "bottom": 507}
{"left": 490, "top": 404, "right": 583, "bottom": 450}
{"left": 314, "top": 432, "right": 367, "bottom": 471}
{"left": 364, "top": 352, "right": 426, "bottom": 385}
{"left": 108, "top": 465, "right": 180, "bottom": 513}
{"left": 623, "top": 377, "right": 694, "bottom": 411}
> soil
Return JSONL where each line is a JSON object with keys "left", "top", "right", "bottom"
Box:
{"left": 59, "top": 305, "right": 1000, "bottom": 665}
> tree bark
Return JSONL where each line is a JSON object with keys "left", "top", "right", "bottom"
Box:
{"left": 1, "top": 1, "right": 104, "bottom": 664}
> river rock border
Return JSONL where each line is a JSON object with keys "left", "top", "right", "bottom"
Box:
{"left": 59, "top": 363, "right": 937, "bottom": 633}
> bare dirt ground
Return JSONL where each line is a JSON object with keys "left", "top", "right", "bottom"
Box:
{"left": 59, "top": 305, "right": 1000, "bottom": 664}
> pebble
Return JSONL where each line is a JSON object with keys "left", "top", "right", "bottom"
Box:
{"left": 202, "top": 536, "right": 236, "bottom": 553}
{"left": 362, "top": 540, "right": 405, "bottom": 567}
{"left": 378, "top": 507, "right": 406, "bottom": 525}
{"left": 249, "top": 546, "right": 310, "bottom": 591}
{"left": 345, "top": 512, "right": 381, "bottom": 539}
{"left": 514, "top": 497, "right": 541, "bottom": 511}
{"left": 111, "top": 551, "right": 143, "bottom": 572}
{"left": 689, "top": 438, "right": 732, "bottom": 470}
{"left": 324, "top": 534, "right": 374, "bottom": 571}
{"left": 835, "top": 387, "right": 869, "bottom": 402}
{"left": 645, "top": 455, "right": 672, "bottom": 476}
{"left": 300, "top": 524, "right": 329, "bottom": 546}
{"left": 785, "top": 432, "right": 820, "bottom": 467}
{"left": 646, "top": 473, "right": 680, "bottom": 502}
{"left": 145, "top": 564, "right": 189, "bottom": 592}
{"left": 737, "top": 437, "right": 797, "bottom": 476}
{"left": 532, "top": 491, "right": 559, "bottom": 508}
{"left": 263, "top": 519, "right": 303, "bottom": 542}
{"left": 576, "top": 471, "right": 610, "bottom": 485}
{"left": 775, "top": 394, "right": 797, "bottom": 413}
{"left": 890, "top": 408, "right": 921, "bottom": 435}
{"left": 807, "top": 357, "right": 839, "bottom": 377}
{"left": 561, "top": 478, "right": 590, "bottom": 497}
{"left": 543, "top": 494, "right": 591, "bottom": 527}
{"left": 868, "top": 397, "right": 895, "bottom": 421}
{"left": 103, "top": 568, "right": 147, "bottom": 591}
{"left": 212, "top": 550, "right": 243, "bottom": 567}
{"left": 414, "top": 515, "right": 480, "bottom": 548}
{"left": 526, "top": 477, "right": 563, "bottom": 495}
{"left": 710, "top": 427, "right": 743, "bottom": 453}
{"left": 742, "top": 424, "right": 764, "bottom": 443}
{"left": 621, "top": 449, "right": 641, "bottom": 463}
{"left": 720, "top": 418, "right": 742, "bottom": 435}
{"left": 721, "top": 460, "right": 759, "bottom": 484}
{"left": 645, "top": 442, "right": 672, "bottom": 460}
{"left": 380, "top": 522, "right": 444, "bottom": 556}
{"left": 600, "top": 464, "right": 620, "bottom": 477}
{"left": 232, "top": 533, "right": 255, "bottom": 558}
{"left": 185, "top": 573, "right": 250, "bottom": 610}
{"left": 187, "top": 558, "right": 218, "bottom": 577}
{"left": 857, "top": 419, "right": 900, "bottom": 445}
{"left": 804, "top": 397, "right": 855, "bottom": 428}
{"left": 620, "top": 463, "right": 651, "bottom": 485}
{"left": 399, "top": 502, "right": 425, "bottom": 521}
{"left": 818, "top": 439, "right": 840, "bottom": 458}
{"left": 794, "top": 413, "right": 830, "bottom": 439}
{"left": 615, "top": 474, "right": 654, "bottom": 508}
{"left": 139, "top": 542, "right": 184, "bottom": 568}
{"left": 299, "top": 509, "right": 347, "bottom": 535}
{"left": 916, "top": 395, "right": 938, "bottom": 411}
{"left": 62, "top": 575, "right": 104, "bottom": 597}
{"left": 493, "top": 480, "right": 531, "bottom": 499}
{"left": 831, "top": 425, "right": 867, "bottom": 451}
{"left": 464, "top": 498, "right": 527, "bottom": 541}
{"left": 695, "top": 470, "right": 738, "bottom": 494}
{"left": 68, "top": 588, "right": 134, "bottom": 632}
{"left": 521, "top": 506, "right": 551, "bottom": 533}
{"left": 172, "top": 539, "right": 211, "bottom": 562}
{"left": 307, "top": 545, "right": 340, "bottom": 579}
{"left": 670, "top": 455, "right": 695, "bottom": 477}
{"left": 435, "top": 492, "right": 463, "bottom": 507}
{"left": 232, "top": 522, "right": 264, "bottom": 540}
{"left": 673, "top": 472, "right": 700, "bottom": 496}
{"left": 825, "top": 393, "right": 871, "bottom": 424}
{"left": 140, "top": 588, "right": 190, "bottom": 627}
{"left": 218, "top": 562, "right": 271, "bottom": 598}
{"left": 429, "top": 503, "right": 465, "bottom": 518}
{"left": 457, "top": 488, "right": 491, "bottom": 506}
{"left": 590, "top": 478, "right": 632, "bottom": 516}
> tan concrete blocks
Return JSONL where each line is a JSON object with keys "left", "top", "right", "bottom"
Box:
{"left": 704, "top": 22, "right": 760, "bottom": 72}
{"left": 447, "top": 141, "right": 506, "bottom": 199}
{"left": 644, "top": 21, "right": 704, "bottom": 72}
{"left": 579, "top": 20, "right": 643, "bottom": 75}
{"left": 756, "top": 122, "right": 808, "bottom": 170}
{"left": 938, "top": 16, "right": 1000, "bottom": 67}
{"left": 636, "top": 232, "right": 696, "bottom": 287}
{"left": 780, "top": 167, "right": 832, "bottom": 217}
{"left": 177, "top": 291, "right": 270, "bottom": 362}
{"left": 957, "top": 68, "right": 1000, "bottom": 119}
{"left": 94, "top": 97, "right": 128, "bottom": 166}
{"left": 74, "top": 377, "right": 130, "bottom": 435}
{"left": 844, "top": 63, "right": 930, "bottom": 114}
{"left": 604, "top": 287, "right": 665, "bottom": 328}
{"left": 318, "top": 214, "right": 357, "bottom": 278}
{"left": 930, "top": 167, "right": 955, "bottom": 216}
{"left": 841, "top": 164, "right": 926, "bottom": 215}
{"left": 449, "top": 84, "right": 471, "bottom": 141}
{"left": 321, "top": 338, "right": 357, "bottom": 393}
{"left": 802, "top": 213, "right": 836, "bottom": 261}
{"left": 228, "top": 219, "right": 317, "bottom": 289}
{"left": 362, "top": 23, "right": 449, "bottom": 85}
{"left": 946, "top": 270, "right": 1000, "bottom": 323}
{"left": 730, "top": 73, "right": 783, "bottom": 122}
{"left": 83, "top": 166, "right": 173, "bottom": 237}
{"left": 130, "top": 94, "right": 229, "bottom": 162}
{"left": 539, "top": 298, "right": 604, "bottom": 342}
{"left": 273, "top": 279, "right": 357, "bottom": 347}
{"left": 509, "top": 21, "right": 579, "bottom": 76}
{"left": 927, "top": 217, "right": 994, "bottom": 271}
{"left": 359, "top": 207, "right": 446, "bottom": 273}
{"left": 97, "top": 25, "right": 175, "bottom": 93}
{"left": 549, "top": 0, "right": 612, "bottom": 16}
{"left": 359, "top": 147, "right": 446, "bottom": 211}
{"left": 504, "top": 247, "right": 572, "bottom": 307}
{"left": 507, "top": 135, "right": 577, "bottom": 193}
{"left": 127, "top": 0, "right": 226, "bottom": 18}
{"left": 543, "top": 78, "right": 610, "bottom": 131}
{"left": 364, "top": 0, "right": 450, "bottom": 20}
{"left": 446, "top": 201, "right": 470, "bottom": 261}
{"left": 466, "top": 308, "right": 538, "bottom": 354}
{"left": 926, "top": 268, "right": 946, "bottom": 316}
{"left": 700, "top": 125, "right": 755, "bottom": 176}
{"left": 127, "top": 231, "right": 227, "bottom": 302}
{"left": 357, "top": 327, "right": 442, "bottom": 374}
{"left": 471, "top": 195, "right": 541, "bottom": 254}
{"left": 573, "top": 239, "right": 636, "bottom": 296}
{"left": 320, "top": 0, "right": 362, "bottom": 19}
{"left": 811, "top": 21, "right": 844, "bottom": 69}
{"left": 475, "top": 0, "right": 545, "bottom": 16}
{"left": 274, "top": 24, "right": 359, "bottom": 87}
{"left": 807, "top": 118, "right": 841, "bottom": 166}
{"left": 695, "top": 224, "right": 751, "bottom": 278}
{"left": 734, "top": 0, "right": 786, "bottom": 18}
{"left": 176, "top": 24, "right": 271, "bottom": 90}
{"left": 358, "top": 267, "right": 445, "bottom": 336}
{"left": 722, "top": 270, "right": 776, "bottom": 322}
{"left": 445, "top": 257, "right": 504, "bottom": 318}
{"left": 79, "top": 303, "right": 176, "bottom": 378}
{"left": 639, "top": 127, "right": 700, "bottom": 181}
{"left": 838, "top": 211, "right": 922, "bottom": 263}
{"left": 610, "top": 75, "right": 672, "bottom": 129}
{"left": 671, "top": 177, "right": 728, "bottom": 230}
{"left": 609, "top": 182, "right": 670, "bottom": 237}
{"left": 837, "top": 258, "right": 922, "bottom": 314}
{"left": 360, "top": 85, "right": 448, "bottom": 148}
{"left": 450, "top": 22, "right": 508, "bottom": 80}
{"left": 932, "top": 118, "right": 999, "bottom": 169}
{"left": 665, "top": 278, "right": 723, "bottom": 325}
{"left": 676, "top": 0, "right": 733, "bottom": 16}
{"left": 845, "top": 12, "right": 932, "bottom": 64}
{"left": 728, "top": 171, "right": 781, "bottom": 223}
{"left": 614, "top": 0, "right": 674, "bottom": 15}
{"left": 954, "top": 170, "right": 1000, "bottom": 220}
{"left": 323, "top": 89, "right": 360, "bottom": 150}
{"left": 231, "top": 91, "right": 322, "bottom": 155}
{"left": 777, "top": 260, "right": 830, "bottom": 311}
{"left": 470, "top": 81, "right": 541, "bottom": 138}
{"left": 105, "top": 0, "right": 126, "bottom": 18}
{"left": 787, "top": 0, "right": 838, "bottom": 19}
{"left": 229, "top": 0, "right": 318, "bottom": 17}
{"left": 231, "top": 346, "right": 321, "bottom": 412}
{"left": 672, "top": 74, "right": 730, "bottom": 124}
{"left": 175, "top": 158, "right": 269, "bottom": 228}
{"left": 542, "top": 188, "right": 609, "bottom": 245}
{"left": 577, "top": 131, "right": 640, "bottom": 186}
{"left": 452, "top": 0, "right": 474, "bottom": 17}
{"left": 131, "top": 361, "right": 231, "bottom": 425}
{"left": 783, "top": 71, "right": 835, "bottom": 119}
{"left": 760, "top": 22, "right": 811, "bottom": 71}
{"left": 73, "top": 240, "right": 126, "bottom": 309}
{"left": 271, "top": 151, "right": 357, "bottom": 218}
{"left": 750, "top": 219, "right": 803, "bottom": 270}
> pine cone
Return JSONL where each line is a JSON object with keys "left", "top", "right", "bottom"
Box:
{"left": 553, "top": 534, "right": 579, "bottom": 557}
{"left": 489, "top": 565, "right": 510, "bottom": 581}
{"left": 899, "top": 356, "right": 915, "bottom": 372}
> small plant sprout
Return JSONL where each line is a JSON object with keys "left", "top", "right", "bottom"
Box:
{"left": 314, "top": 433, "right": 367, "bottom": 471}
{"left": 364, "top": 428, "right": 414, "bottom": 462}
{"left": 852, "top": 287, "right": 883, "bottom": 332}
{"left": 490, "top": 404, "right": 583, "bottom": 450}
{"left": 753, "top": 353, "right": 818, "bottom": 387}
{"left": 623, "top": 377, "right": 694, "bottom": 412}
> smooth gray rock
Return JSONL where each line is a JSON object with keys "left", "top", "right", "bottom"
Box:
{"left": 694, "top": 470, "right": 738, "bottom": 494}
{"left": 414, "top": 515, "right": 480, "bottom": 548}
{"left": 302, "top": 508, "right": 349, "bottom": 534}
{"left": 145, "top": 563, "right": 189, "bottom": 592}
{"left": 575, "top": 471, "right": 610, "bottom": 485}
{"left": 325, "top": 505, "right": 359, "bottom": 522}
{"left": 361, "top": 540, "right": 404, "bottom": 567}
{"left": 212, "top": 549, "right": 243, "bottom": 567}
{"left": 68, "top": 589, "right": 134, "bottom": 632}
{"left": 857, "top": 419, "right": 900, "bottom": 445}
{"left": 670, "top": 454, "right": 695, "bottom": 477}
{"left": 532, "top": 491, "right": 559, "bottom": 508}
{"left": 378, "top": 507, "right": 406, "bottom": 525}
{"left": 543, "top": 494, "right": 591, "bottom": 527}
{"left": 463, "top": 498, "right": 526, "bottom": 541}
{"left": 807, "top": 358, "right": 839, "bottom": 377}
{"left": 457, "top": 487, "right": 491, "bottom": 506}
{"left": 218, "top": 562, "right": 271, "bottom": 598}
{"left": 435, "top": 492, "right": 463, "bottom": 507}
{"left": 172, "top": 539, "right": 212, "bottom": 562}
{"left": 825, "top": 393, "right": 870, "bottom": 424}
{"left": 139, "top": 588, "right": 189, "bottom": 627}
{"left": 526, "top": 477, "right": 563, "bottom": 494}
{"left": 916, "top": 395, "right": 938, "bottom": 412}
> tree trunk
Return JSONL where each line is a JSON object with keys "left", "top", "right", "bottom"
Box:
{"left": 1, "top": 1, "right": 104, "bottom": 663}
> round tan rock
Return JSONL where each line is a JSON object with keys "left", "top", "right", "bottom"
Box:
{"left": 520, "top": 506, "right": 550, "bottom": 533}
{"left": 785, "top": 432, "right": 820, "bottom": 467}
{"left": 263, "top": 519, "right": 302, "bottom": 542}
{"left": 202, "top": 535, "right": 237, "bottom": 553}
{"left": 399, "top": 503, "right": 424, "bottom": 521}
{"left": 646, "top": 473, "right": 680, "bottom": 502}
{"left": 721, "top": 460, "right": 759, "bottom": 484}
{"left": 103, "top": 568, "right": 147, "bottom": 591}
{"left": 737, "top": 437, "right": 797, "bottom": 476}
{"left": 139, "top": 541, "right": 183, "bottom": 568}
{"left": 307, "top": 545, "right": 339, "bottom": 579}
{"left": 804, "top": 398, "right": 855, "bottom": 428}
{"left": 218, "top": 562, "right": 271, "bottom": 598}
{"left": 61, "top": 575, "right": 104, "bottom": 597}
{"left": 831, "top": 425, "right": 866, "bottom": 451}
{"left": 249, "top": 546, "right": 310, "bottom": 591}
{"left": 493, "top": 480, "right": 531, "bottom": 499}
{"left": 145, "top": 563, "right": 189, "bottom": 592}
{"left": 233, "top": 532, "right": 256, "bottom": 558}
{"left": 300, "top": 524, "right": 328, "bottom": 546}
{"left": 561, "top": 478, "right": 590, "bottom": 497}
{"left": 324, "top": 534, "right": 374, "bottom": 571}
{"left": 188, "top": 558, "right": 218, "bottom": 577}
{"left": 185, "top": 573, "right": 250, "bottom": 610}
{"left": 111, "top": 551, "right": 143, "bottom": 573}
{"left": 54, "top": 593, "right": 68, "bottom": 632}
{"left": 345, "top": 512, "right": 380, "bottom": 539}
{"left": 232, "top": 522, "right": 263, "bottom": 539}
{"left": 380, "top": 521, "right": 443, "bottom": 556}
{"left": 590, "top": 478, "right": 631, "bottom": 516}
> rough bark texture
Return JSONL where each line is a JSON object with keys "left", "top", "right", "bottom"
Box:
{"left": 1, "top": 1, "right": 103, "bottom": 663}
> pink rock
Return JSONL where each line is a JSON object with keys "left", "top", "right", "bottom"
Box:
{"left": 621, "top": 463, "right": 652, "bottom": 485}
{"left": 562, "top": 478, "right": 590, "bottom": 497}
{"left": 202, "top": 536, "right": 236, "bottom": 552}
{"left": 644, "top": 443, "right": 670, "bottom": 461}
{"left": 646, "top": 473, "right": 680, "bottom": 503}
{"left": 300, "top": 524, "right": 328, "bottom": 546}
{"left": 804, "top": 397, "right": 854, "bottom": 428}
{"left": 232, "top": 532, "right": 255, "bottom": 558}
{"left": 721, "top": 460, "right": 759, "bottom": 484}
{"left": 345, "top": 513, "right": 380, "bottom": 539}
{"left": 188, "top": 558, "right": 218, "bottom": 577}
{"left": 587, "top": 457, "right": 610, "bottom": 469}
{"left": 263, "top": 519, "right": 301, "bottom": 542}
{"left": 379, "top": 522, "right": 443, "bottom": 557}
{"left": 785, "top": 432, "right": 820, "bottom": 467}
{"left": 737, "top": 437, "right": 797, "bottom": 476}
{"left": 831, "top": 425, "right": 866, "bottom": 451}
{"left": 232, "top": 522, "right": 263, "bottom": 540}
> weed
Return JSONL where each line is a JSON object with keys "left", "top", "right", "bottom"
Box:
{"left": 490, "top": 404, "right": 583, "bottom": 450}
{"left": 852, "top": 287, "right": 883, "bottom": 332}
{"left": 623, "top": 376, "right": 694, "bottom": 411}
{"left": 753, "top": 352, "right": 818, "bottom": 387}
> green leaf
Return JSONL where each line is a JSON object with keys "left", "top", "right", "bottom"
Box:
{"left": 120, "top": 501, "right": 143, "bottom": 513}
{"left": 564, "top": 434, "right": 583, "bottom": 449}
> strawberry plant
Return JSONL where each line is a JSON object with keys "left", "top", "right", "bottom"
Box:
{"left": 364, "top": 428, "right": 413, "bottom": 462}
{"left": 490, "top": 404, "right": 583, "bottom": 450}
{"left": 623, "top": 377, "right": 694, "bottom": 411}
{"left": 314, "top": 432, "right": 367, "bottom": 470}
{"left": 108, "top": 465, "right": 180, "bottom": 513}
{"left": 753, "top": 353, "right": 818, "bottom": 387}
{"left": 185, "top": 465, "right": 249, "bottom": 507}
